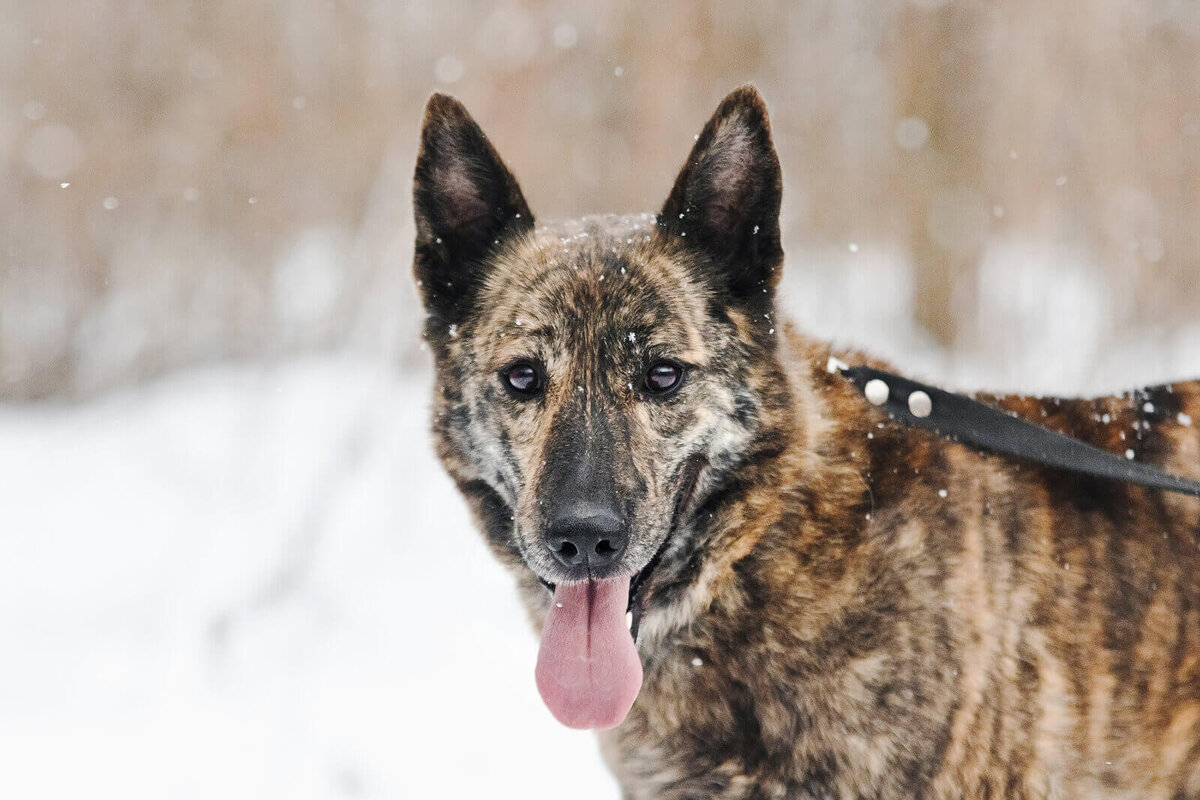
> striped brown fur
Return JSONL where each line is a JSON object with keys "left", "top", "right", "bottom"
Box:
{"left": 413, "top": 87, "right": 1200, "bottom": 798}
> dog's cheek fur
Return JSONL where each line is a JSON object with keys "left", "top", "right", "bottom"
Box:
{"left": 626, "top": 331, "right": 791, "bottom": 647}
{"left": 427, "top": 311, "right": 560, "bottom": 575}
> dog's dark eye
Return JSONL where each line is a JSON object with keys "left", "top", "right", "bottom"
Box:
{"left": 502, "top": 361, "right": 543, "bottom": 398}
{"left": 644, "top": 360, "right": 684, "bottom": 395}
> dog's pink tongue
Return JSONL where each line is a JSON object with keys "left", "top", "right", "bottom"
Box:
{"left": 535, "top": 576, "right": 642, "bottom": 730}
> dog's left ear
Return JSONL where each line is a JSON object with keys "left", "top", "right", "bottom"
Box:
{"left": 658, "top": 86, "right": 783, "bottom": 306}
{"left": 413, "top": 93, "right": 534, "bottom": 321}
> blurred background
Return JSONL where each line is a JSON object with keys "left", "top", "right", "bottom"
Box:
{"left": 2, "top": 1, "right": 1198, "bottom": 798}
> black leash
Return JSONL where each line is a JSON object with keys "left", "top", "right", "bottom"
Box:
{"left": 833, "top": 361, "right": 1200, "bottom": 499}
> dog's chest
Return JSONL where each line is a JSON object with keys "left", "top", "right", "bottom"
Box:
{"left": 600, "top": 623, "right": 952, "bottom": 800}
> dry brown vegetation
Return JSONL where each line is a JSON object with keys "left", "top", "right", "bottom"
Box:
{"left": 1, "top": 0, "right": 1197, "bottom": 399}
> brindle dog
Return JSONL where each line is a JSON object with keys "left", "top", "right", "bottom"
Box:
{"left": 413, "top": 86, "right": 1200, "bottom": 799}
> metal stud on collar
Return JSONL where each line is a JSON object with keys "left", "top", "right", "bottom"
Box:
{"left": 908, "top": 390, "right": 933, "bottom": 418}
{"left": 864, "top": 379, "right": 890, "bottom": 406}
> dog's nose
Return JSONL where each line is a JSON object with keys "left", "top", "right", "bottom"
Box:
{"left": 545, "top": 505, "right": 627, "bottom": 570}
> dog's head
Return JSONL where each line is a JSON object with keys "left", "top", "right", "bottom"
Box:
{"left": 414, "top": 87, "right": 788, "bottom": 729}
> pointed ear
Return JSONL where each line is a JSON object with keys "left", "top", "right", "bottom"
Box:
{"left": 413, "top": 93, "right": 533, "bottom": 320}
{"left": 658, "top": 86, "right": 783, "bottom": 304}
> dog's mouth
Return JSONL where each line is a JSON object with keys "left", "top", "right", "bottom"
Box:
{"left": 533, "top": 456, "right": 707, "bottom": 730}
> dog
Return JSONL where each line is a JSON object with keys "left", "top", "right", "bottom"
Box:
{"left": 412, "top": 86, "right": 1200, "bottom": 798}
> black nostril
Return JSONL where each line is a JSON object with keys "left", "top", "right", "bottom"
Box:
{"left": 551, "top": 539, "right": 581, "bottom": 565}
{"left": 544, "top": 506, "right": 628, "bottom": 571}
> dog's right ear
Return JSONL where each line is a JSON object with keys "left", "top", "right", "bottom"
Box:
{"left": 413, "top": 94, "right": 533, "bottom": 321}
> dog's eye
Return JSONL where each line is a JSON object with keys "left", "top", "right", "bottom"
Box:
{"left": 643, "top": 360, "right": 684, "bottom": 395}
{"left": 502, "top": 361, "right": 543, "bottom": 398}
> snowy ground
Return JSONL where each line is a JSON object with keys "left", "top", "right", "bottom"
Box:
{"left": 0, "top": 356, "right": 618, "bottom": 799}
{"left": 2, "top": 289, "right": 1198, "bottom": 799}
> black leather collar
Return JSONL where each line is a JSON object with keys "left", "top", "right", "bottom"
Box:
{"left": 834, "top": 361, "right": 1200, "bottom": 500}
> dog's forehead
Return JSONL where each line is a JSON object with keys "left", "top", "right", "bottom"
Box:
{"left": 476, "top": 215, "right": 712, "bottom": 364}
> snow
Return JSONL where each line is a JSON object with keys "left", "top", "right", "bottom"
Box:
{"left": 0, "top": 355, "right": 618, "bottom": 800}
{"left": 784, "top": 242, "right": 1200, "bottom": 398}
{"left": 825, "top": 356, "right": 849, "bottom": 375}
